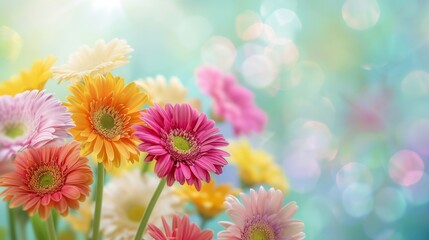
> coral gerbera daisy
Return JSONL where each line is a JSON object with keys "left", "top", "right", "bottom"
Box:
{"left": 196, "top": 66, "right": 267, "bottom": 136}
{"left": 135, "top": 75, "right": 200, "bottom": 109}
{"left": 101, "top": 170, "right": 182, "bottom": 239}
{"left": 0, "top": 90, "right": 74, "bottom": 161}
{"left": 0, "top": 142, "right": 93, "bottom": 220}
{"left": 218, "top": 186, "right": 305, "bottom": 240}
{"left": 66, "top": 73, "right": 149, "bottom": 169}
{"left": 134, "top": 103, "right": 229, "bottom": 190}
{"left": 178, "top": 180, "right": 239, "bottom": 220}
{"left": 53, "top": 39, "right": 133, "bottom": 83}
{"left": 228, "top": 140, "right": 289, "bottom": 192}
{"left": 0, "top": 56, "right": 56, "bottom": 96}
{"left": 147, "top": 214, "right": 213, "bottom": 240}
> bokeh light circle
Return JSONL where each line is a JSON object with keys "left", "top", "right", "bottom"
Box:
{"left": 241, "top": 54, "right": 278, "bottom": 88}
{"left": 402, "top": 173, "right": 429, "bottom": 206}
{"left": 342, "top": 183, "right": 374, "bottom": 218}
{"left": 236, "top": 10, "right": 263, "bottom": 41}
{"left": 405, "top": 119, "right": 429, "bottom": 156}
{"left": 336, "top": 162, "right": 373, "bottom": 190}
{"left": 374, "top": 187, "right": 407, "bottom": 222}
{"left": 342, "top": 0, "right": 380, "bottom": 31}
{"left": 283, "top": 151, "right": 321, "bottom": 193}
{"left": 201, "top": 36, "right": 236, "bottom": 70}
{"left": 260, "top": 0, "right": 297, "bottom": 18}
{"left": 264, "top": 38, "right": 299, "bottom": 67}
{"left": 389, "top": 150, "right": 425, "bottom": 186}
{"left": 265, "top": 8, "right": 301, "bottom": 39}
{"left": 0, "top": 26, "right": 22, "bottom": 61}
{"left": 401, "top": 70, "right": 429, "bottom": 97}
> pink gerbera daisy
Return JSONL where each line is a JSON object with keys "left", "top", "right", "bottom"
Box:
{"left": 134, "top": 103, "right": 229, "bottom": 190}
{"left": 218, "top": 186, "right": 305, "bottom": 240}
{"left": 0, "top": 90, "right": 74, "bottom": 161}
{"left": 147, "top": 214, "right": 213, "bottom": 240}
{"left": 0, "top": 142, "right": 93, "bottom": 220}
{"left": 196, "top": 66, "right": 267, "bottom": 136}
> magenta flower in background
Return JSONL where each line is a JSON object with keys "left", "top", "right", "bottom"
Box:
{"left": 196, "top": 66, "right": 267, "bottom": 136}
{"left": 0, "top": 90, "right": 74, "bottom": 161}
{"left": 147, "top": 214, "right": 213, "bottom": 240}
{"left": 134, "top": 103, "right": 229, "bottom": 190}
{"left": 218, "top": 186, "right": 305, "bottom": 240}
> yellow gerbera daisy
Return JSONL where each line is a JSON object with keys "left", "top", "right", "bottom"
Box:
{"left": 64, "top": 199, "right": 93, "bottom": 234}
{"left": 0, "top": 56, "right": 56, "bottom": 96}
{"left": 66, "top": 73, "right": 149, "bottom": 169}
{"left": 178, "top": 180, "right": 239, "bottom": 219}
{"left": 228, "top": 140, "right": 289, "bottom": 192}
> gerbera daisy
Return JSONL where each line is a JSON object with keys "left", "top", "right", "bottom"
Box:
{"left": 218, "top": 186, "right": 305, "bottom": 240}
{"left": 0, "top": 142, "right": 93, "bottom": 220}
{"left": 196, "top": 66, "right": 267, "bottom": 136}
{"left": 178, "top": 180, "right": 240, "bottom": 220}
{"left": 134, "top": 103, "right": 229, "bottom": 190}
{"left": 66, "top": 73, "right": 149, "bottom": 168}
{"left": 0, "top": 90, "right": 74, "bottom": 161}
{"left": 147, "top": 214, "right": 213, "bottom": 240}
{"left": 53, "top": 39, "right": 133, "bottom": 83}
{"left": 101, "top": 170, "right": 182, "bottom": 239}
{"left": 0, "top": 56, "right": 56, "bottom": 96}
{"left": 135, "top": 75, "right": 200, "bottom": 109}
{"left": 228, "top": 140, "right": 289, "bottom": 192}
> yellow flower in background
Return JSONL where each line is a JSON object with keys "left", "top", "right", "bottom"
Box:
{"left": 178, "top": 180, "right": 240, "bottom": 219}
{"left": 53, "top": 39, "right": 133, "bottom": 83}
{"left": 228, "top": 140, "right": 289, "bottom": 192}
{"left": 66, "top": 73, "right": 150, "bottom": 169}
{"left": 135, "top": 75, "right": 200, "bottom": 110}
{"left": 64, "top": 199, "right": 93, "bottom": 234}
{"left": 105, "top": 152, "right": 155, "bottom": 176}
{"left": 0, "top": 56, "right": 56, "bottom": 96}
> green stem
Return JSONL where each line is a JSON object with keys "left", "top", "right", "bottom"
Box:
{"left": 200, "top": 217, "right": 209, "bottom": 229}
{"left": 141, "top": 161, "right": 150, "bottom": 174}
{"left": 134, "top": 178, "right": 166, "bottom": 240}
{"left": 46, "top": 214, "right": 57, "bottom": 240}
{"left": 7, "top": 205, "right": 17, "bottom": 240}
{"left": 92, "top": 163, "right": 104, "bottom": 240}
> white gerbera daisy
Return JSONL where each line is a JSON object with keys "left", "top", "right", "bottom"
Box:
{"left": 101, "top": 170, "right": 182, "bottom": 240}
{"left": 52, "top": 39, "right": 133, "bottom": 83}
{"left": 135, "top": 75, "right": 200, "bottom": 109}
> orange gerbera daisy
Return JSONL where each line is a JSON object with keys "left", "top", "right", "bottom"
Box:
{"left": 66, "top": 73, "right": 149, "bottom": 169}
{"left": 0, "top": 142, "right": 93, "bottom": 220}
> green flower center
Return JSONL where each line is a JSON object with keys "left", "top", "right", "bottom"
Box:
{"left": 251, "top": 230, "right": 268, "bottom": 240}
{"left": 4, "top": 124, "right": 25, "bottom": 139}
{"left": 173, "top": 136, "right": 191, "bottom": 151}
{"left": 127, "top": 204, "right": 146, "bottom": 222}
{"left": 38, "top": 173, "right": 54, "bottom": 187}
{"left": 100, "top": 113, "right": 115, "bottom": 130}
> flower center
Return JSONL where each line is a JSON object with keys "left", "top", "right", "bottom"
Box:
{"left": 4, "top": 124, "right": 25, "bottom": 139}
{"left": 164, "top": 129, "right": 200, "bottom": 165}
{"left": 243, "top": 220, "right": 275, "bottom": 240}
{"left": 100, "top": 113, "right": 115, "bottom": 130}
{"left": 173, "top": 136, "right": 191, "bottom": 151}
{"left": 92, "top": 106, "right": 126, "bottom": 139}
{"left": 29, "top": 165, "right": 63, "bottom": 194}
{"left": 38, "top": 173, "right": 54, "bottom": 187}
{"left": 127, "top": 204, "right": 146, "bottom": 222}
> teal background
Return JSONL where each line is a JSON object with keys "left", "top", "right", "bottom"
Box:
{"left": 2, "top": 0, "right": 429, "bottom": 239}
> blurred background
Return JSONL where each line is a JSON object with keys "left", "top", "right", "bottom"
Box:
{"left": 1, "top": 0, "right": 429, "bottom": 239}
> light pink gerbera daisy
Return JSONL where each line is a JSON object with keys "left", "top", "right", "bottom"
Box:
{"left": 218, "top": 186, "right": 305, "bottom": 240}
{"left": 196, "top": 66, "right": 267, "bottom": 136}
{"left": 134, "top": 103, "right": 229, "bottom": 190}
{"left": 0, "top": 142, "right": 93, "bottom": 220}
{"left": 147, "top": 214, "right": 213, "bottom": 240}
{"left": 0, "top": 90, "right": 74, "bottom": 161}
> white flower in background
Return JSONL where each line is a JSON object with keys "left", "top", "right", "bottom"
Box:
{"left": 53, "top": 39, "right": 133, "bottom": 83}
{"left": 101, "top": 170, "right": 182, "bottom": 240}
{"left": 135, "top": 75, "right": 200, "bottom": 110}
